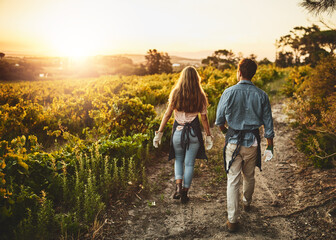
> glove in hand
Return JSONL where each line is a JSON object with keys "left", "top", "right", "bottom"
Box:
{"left": 153, "top": 131, "right": 163, "bottom": 148}
{"left": 205, "top": 135, "right": 213, "bottom": 150}
{"left": 264, "top": 146, "right": 274, "bottom": 162}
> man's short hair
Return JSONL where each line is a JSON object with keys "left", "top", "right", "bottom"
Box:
{"left": 238, "top": 58, "right": 257, "bottom": 80}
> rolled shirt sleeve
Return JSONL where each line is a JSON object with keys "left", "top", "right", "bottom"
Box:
{"left": 215, "top": 91, "right": 228, "bottom": 126}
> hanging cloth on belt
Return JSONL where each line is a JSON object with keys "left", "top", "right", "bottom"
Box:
{"left": 168, "top": 117, "right": 207, "bottom": 161}
{"left": 223, "top": 127, "right": 261, "bottom": 173}
{"left": 180, "top": 122, "right": 197, "bottom": 151}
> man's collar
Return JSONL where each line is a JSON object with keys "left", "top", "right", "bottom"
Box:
{"left": 238, "top": 80, "right": 254, "bottom": 85}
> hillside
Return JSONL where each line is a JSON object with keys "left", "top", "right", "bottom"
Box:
{"left": 108, "top": 54, "right": 202, "bottom": 66}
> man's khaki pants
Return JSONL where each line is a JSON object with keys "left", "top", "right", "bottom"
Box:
{"left": 226, "top": 143, "right": 257, "bottom": 223}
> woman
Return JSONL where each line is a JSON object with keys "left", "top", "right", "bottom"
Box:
{"left": 153, "top": 66, "right": 213, "bottom": 204}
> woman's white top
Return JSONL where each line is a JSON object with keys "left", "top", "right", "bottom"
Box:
{"left": 174, "top": 104, "right": 207, "bottom": 131}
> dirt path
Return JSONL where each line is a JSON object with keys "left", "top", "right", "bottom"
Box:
{"left": 101, "top": 103, "right": 336, "bottom": 239}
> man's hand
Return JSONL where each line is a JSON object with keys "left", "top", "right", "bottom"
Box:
{"left": 219, "top": 125, "right": 228, "bottom": 135}
{"left": 153, "top": 131, "right": 163, "bottom": 148}
{"left": 266, "top": 145, "right": 273, "bottom": 154}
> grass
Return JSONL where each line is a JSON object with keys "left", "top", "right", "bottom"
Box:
{"left": 266, "top": 73, "right": 288, "bottom": 103}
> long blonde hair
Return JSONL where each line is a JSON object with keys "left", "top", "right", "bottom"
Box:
{"left": 169, "top": 66, "right": 208, "bottom": 113}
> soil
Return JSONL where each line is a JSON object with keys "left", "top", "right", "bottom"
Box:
{"left": 95, "top": 102, "right": 336, "bottom": 240}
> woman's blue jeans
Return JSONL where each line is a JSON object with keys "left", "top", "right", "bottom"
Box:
{"left": 173, "top": 128, "right": 200, "bottom": 188}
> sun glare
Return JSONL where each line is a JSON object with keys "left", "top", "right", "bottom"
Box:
{"left": 48, "top": 16, "right": 102, "bottom": 58}
{"left": 52, "top": 37, "right": 94, "bottom": 57}
{"left": 50, "top": 32, "right": 99, "bottom": 58}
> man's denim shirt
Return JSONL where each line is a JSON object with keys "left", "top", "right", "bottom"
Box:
{"left": 215, "top": 80, "right": 274, "bottom": 147}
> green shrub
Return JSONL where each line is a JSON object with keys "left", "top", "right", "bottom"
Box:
{"left": 287, "top": 56, "right": 336, "bottom": 168}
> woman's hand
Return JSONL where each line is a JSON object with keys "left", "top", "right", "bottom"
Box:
{"left": 205, "top": 135, "right": 214, "bottom": 150}
{"left": 153, "top": 131, "right": 163, "bottom": 148}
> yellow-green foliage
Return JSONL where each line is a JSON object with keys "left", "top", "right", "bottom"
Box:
{"left": 286, "top": 56, "right": 336, "bottom": 168}
{"left": 0, "top": 65, "right": 282, "bottom": 239}
{"left": 281, "top": 65, "right": 312, "bottom": 97}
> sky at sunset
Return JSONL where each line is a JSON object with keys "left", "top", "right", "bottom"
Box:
{"left": 0, "top": 0, "right": 335, "bottom": 60}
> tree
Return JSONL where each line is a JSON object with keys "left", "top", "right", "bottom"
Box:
{"left": 258, "top": 58, "right": 272, "bottom": 65}
{"left": 160, "top": 52, "right": 173, "bottom": 73}
{"left": 0, "top": 52, "right": 4, "bottom": 59}
{"left": 145, "top": 49, "right": 172, "bottom": 74}
{"left": 275, "top": 52, "right": 294, "bottom": 67}
{"left": 249, "top": 54, "right": 257, "bottom": 61}
{"left": 201, "top": 49, "right": 237, "bottom": 70}
{"left": 145, "top": 49, "right": 160, "bottom": 74}
{"left": 276, "top": 25, "right": 336, "bottom": 67}
{"left": 236, "top": 52, "right": 244, "bottom": 63}
{"left": 276, "top": 26, "right": 306, "bottom": 65}
{"left": 319, "top": 30, "right": 336, "bottom": 53}
{"left": 300, "top": 0, "right": 336, "bottom": 14}
{"left": 133, "top": 64, "right": 147, "bottom": 76}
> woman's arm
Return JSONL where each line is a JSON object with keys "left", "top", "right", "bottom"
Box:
{"left": 200, "top": 114, "right": 212, "bottom": 136}
{"left": 158, "top": 103, "right": 174, "bottom": 132}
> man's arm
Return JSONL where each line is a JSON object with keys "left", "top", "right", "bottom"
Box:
{"left": 218, "top": 124, "right": 228, "bottom": 134}
{"left": 266, "top": 138, "right": 274, "bottom": 152}
{"left": 263, "top": 94, "right": 275, "bottom": 151}
{"left": 215, "top": 91, "right": 229, "bottom": 127}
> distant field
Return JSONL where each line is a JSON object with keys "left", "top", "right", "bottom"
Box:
{"left": 118, "top": 53, "right": 202, "bottom": 66}
{"left": 2, "top": 54, "right": 202, "bottom": 80}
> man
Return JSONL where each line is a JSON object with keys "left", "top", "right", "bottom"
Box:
{"left": 215, "top": 58, "right": 274, "bottom": 232}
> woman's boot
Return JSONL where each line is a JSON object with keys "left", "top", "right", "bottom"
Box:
{"left": 173, "top": 183, "right": 182, "bottom": 199}
{"left": 180, "top": 188, "right": 189, "bottom": 204}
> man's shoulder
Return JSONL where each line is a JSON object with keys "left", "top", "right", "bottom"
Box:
{"left": 223, "top": 85, "right": 233, "bottom": 93}
{"left": 223, "top": 84, "right": 241, "bottom": 94}
{"left": 252, "top": 85, "right": 268, "bottom": 96}
{"left": 224, "top": 83, "right": 269, "bottom": 99}
{"left": 224, "top": 83, "right": 261, "bottom": 93}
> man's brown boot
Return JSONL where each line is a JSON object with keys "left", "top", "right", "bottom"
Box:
{"left": 226, "top": 221, "right": 239, "bottom": 232}
{"left": 243, "top": 204, "right": 251, "bottom": 212}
